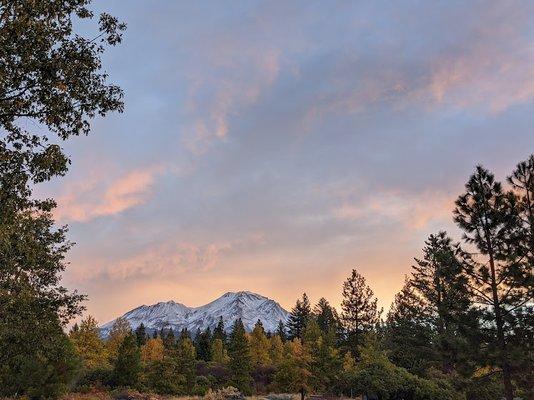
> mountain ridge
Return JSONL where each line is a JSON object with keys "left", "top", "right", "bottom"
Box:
{"left": 100, "top": 291, "right": 290, "bottom": 336}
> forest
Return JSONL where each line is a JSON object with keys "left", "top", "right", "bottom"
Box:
{"left": 0, "top": 1, "right": 532, "bottom": 400}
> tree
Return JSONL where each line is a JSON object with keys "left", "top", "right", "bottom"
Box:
{"left": 314, "top": 297, "right": 340, "bottom": 335}
{"left": 273, "top": 338, "right": 312, "bottom": 393}
{"left": 269, "top": 334, "right": 285, "bottom": 366}
{"left": 106, "top": 317, "right": 131, "bottom": 361}
{"left": 163, "top": 328, "right": 176, "bottom": 349}
{"left": 303, "top": 318, "right": 341, "bottom": 393}
{"left": 213, "top": 316, "right": 227, "bottom": 343}
{"left": 287, "top": 293, "right": 311, "bottom": 340}
{"left": 0, "top": 290, "right": 79, "bottom": 398}
{"left": 385, "top": 278, "right": 434, "bottom": 376}
{"left": 140, "top": 337, "right": 164, "bottom": 362}
{"left": 249, "top": 320, "right": 271, "bottom": 366}
{"left": 69, "top": 315, "right": 109, "bottom": 369}
{"left": 211, "top": 338, "right": 229, "bottom": 364}
{"left": 0, "top": 194, "right": 83, "bottom": 396}
{"left": 454, "top": 166, "right": 532, "bottom": 400}
{"left": 412, "top": 232, "right": 479, "bottom": 376}
{"left": 508, "top": 154, "right": 534, "bottom": 265}
{"left": 176, "top": 336, "right": 197, "bottom": 388}
{"left": 228, "top": 318, "right": 253, "bottom": 394}
{"left": 341, "top": 269, "right": 379, "bottom": 352}
{"left": 134, "top": 323, "right": 148, "bottom": 347}
{"left": 0, "top": 0, "right": 125, "bottom": 185}
{"left": 195, "top": 327, "right": 212, "bottom": 361}
{"left": 276, "top": 320, "right": 287, "bottom": 342}
{"left": 113, "top": 333, "right": 141, "bottom": 388}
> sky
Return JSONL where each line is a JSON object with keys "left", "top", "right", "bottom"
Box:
{"left": 37, "top": 0, "right": 534, "bottom": 325}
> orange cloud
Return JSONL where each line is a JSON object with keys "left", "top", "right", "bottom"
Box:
{"left": 55, "top": 166, "right": 164, "bottom": 223}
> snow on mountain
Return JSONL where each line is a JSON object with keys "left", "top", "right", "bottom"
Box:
{"left": 100, "top": 291, "right": 289, "bottom": 336}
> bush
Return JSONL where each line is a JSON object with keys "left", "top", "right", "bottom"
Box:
{"left": 74, "top": 367, "right": 114, "bottom": 391}
{"left": 204, "top": 386, "right": 244, "bottom": 400}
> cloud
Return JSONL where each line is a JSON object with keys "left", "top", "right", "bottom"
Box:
{"left": 68, "top": 233, "right": 266, "bottom": 283}
{"left": 332, "top": 189, "right": 454, "bottom": 231}
{"left": 55, "top": 166, "right": 164, "bottom": 223}
{"left": 182, "top": 39, "right": 281, "bottom": 154}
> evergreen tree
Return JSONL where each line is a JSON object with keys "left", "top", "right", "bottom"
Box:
{"left": 69, "top": 315, "right": 109, "bottom": 369}
{"left": 228, "top": 318, "right": 253, "bottom": 394}
{"left": 134, "top": 323, "right": 147, "bottom": 347}
{"left": 276, "top": 320, "right": 287, "bottom": 342}
{"left": 249, "top": 319, "right": 271, "bottom": 366}
{"left": 195, "top": 327, "right": 212, "bottom": 361}
{"left": 314, "top": 298, "right": 341, "bottom": 336}
{"left": 412, "top": 232, "right": 479, "bottom": 376}
{"left": 508, "top": 154, "right": 534, "bottom": 265}
{"left": 454, "top": 166, "right": 532, "bottom": 400}
{"left": 287, "top": 293, "right": 311, "bottom": 340}
{"left": 163, "top": 328, "right": 176, "bottom": 349}
{"left": 385, "top": 278, "right": 434, "bottom": 376}
{"left": 180, "top": 328, "right": 191, "bottom": 340}
{"left": 113, "top": 333, "right": 141, "bottom": 388}
{"left": 213, "top": 316, "right": 227, "bottom": 343}
{"left": 341, "top": 269, "right": 380, "bottom": 352}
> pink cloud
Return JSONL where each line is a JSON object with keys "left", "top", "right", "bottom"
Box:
{"left": 55, "top": 166, "right": 164, "bottom": 223}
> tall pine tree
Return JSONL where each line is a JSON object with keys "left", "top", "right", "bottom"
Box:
{"left": 341, "top": 269, "right": 379, "bottom": 352}
{"left": 454, "top": 166, "right": 530, "bottom": 399}
{"left": 228, "top": 319, "right": 253, "bottom": 394}
{"left": 287, "top": 293, "right": 311, "bottom": 340}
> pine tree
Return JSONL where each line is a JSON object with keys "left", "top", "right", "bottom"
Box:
{"left": 249, "top": 320, "right": 271, "bottom": 366}
{"left": 341, "top": 269, "right": 379, "bottom": 352}
{"left": 314, "top": 298, "right": 341, "bottom": 336}
{"left": 287, "top": 293, "right": 311, "bottom": 340}
{"left": 275, "top": 320, "right": 286, "bottom": 342}
{"left": 385, "top": 278, "right": 435, "bottom": 375}
{"left": 213, "top": 316, "right": 227, "bottom": 343}
{"left": 508, "top": 154, "right": 534, "bottom": 265}
{"left": 454, "top": 166, "right": 531, "bottom": 400}
{"left": 163, "top": 328, "right": 176, "bottom": 349}
{"left": 69, "top": 315, "right": 109, "bottom": 369}
{"left": 113, "top": 333, "right": 141, "bottom": 387}
{"left": 411, "top": 232, "right": 479, "bottom": 376}
{"left": 195, "top": 327, "right": 212, "bottom": 361}
{"left": 180, "top": 328, "right": 191, "bottom": 340}
{"left": 228, "top": 318, "right": 253, "bottom": 394}
{"left": 134, "top": 323, "right": 148, "bottom": 347}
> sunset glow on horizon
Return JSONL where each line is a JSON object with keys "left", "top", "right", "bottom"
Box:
{"left": 36, "top": 0, "right": 534, "bottom": 325}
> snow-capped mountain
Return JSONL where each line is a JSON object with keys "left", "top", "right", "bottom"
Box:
{"left": 100, "top": 291, "right": 289, "bottom": 336}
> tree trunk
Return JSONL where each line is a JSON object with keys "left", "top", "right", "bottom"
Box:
{"left": 487, "top": 243, "right": 513, "bottom": 400}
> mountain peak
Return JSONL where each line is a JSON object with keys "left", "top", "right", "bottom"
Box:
{"left": 100, "top": 291, "right": 289, "bottom": 336}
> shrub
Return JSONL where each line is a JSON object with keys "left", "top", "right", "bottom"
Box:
{"left": 204, "top": 386, "right": 244, "bottom": 400}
